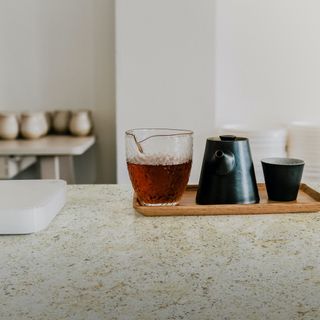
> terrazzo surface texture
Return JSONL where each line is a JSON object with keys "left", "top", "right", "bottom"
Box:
{"left": 1, "top": 184, "right": 320, "bottom": 320}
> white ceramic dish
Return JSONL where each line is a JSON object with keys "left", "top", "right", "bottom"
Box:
{"left": 0, "top": 180, "right": 66, "bottom": 234}
{"left": 219, "top": 124, "right": 287, "bottom": 137}
{"left": 218, "top": 124, "right": 288, "bottom": 160}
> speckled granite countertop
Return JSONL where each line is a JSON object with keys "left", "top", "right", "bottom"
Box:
{"left": 1, "top": 185, "right": 320, "bottom": 320}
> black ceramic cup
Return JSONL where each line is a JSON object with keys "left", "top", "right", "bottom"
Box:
{"left": 261, "top": 157, "right": 305, "bottom": 201}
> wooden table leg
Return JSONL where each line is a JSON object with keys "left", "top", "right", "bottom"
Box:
{"left": 40, "top": 156, "right": 60, "bottom": 179}
{"left": 59, "top": 156, "right": 75, "bottom": 184}
{"left": 39, "top": 156, "right": 75, "bottom": 184}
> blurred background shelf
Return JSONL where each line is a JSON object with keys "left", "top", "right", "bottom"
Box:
{"left": 0, "top": 156, "right": 36, "bottom": 179}
{"left": 0, "top": 135, "right": 95, "bottom": 183}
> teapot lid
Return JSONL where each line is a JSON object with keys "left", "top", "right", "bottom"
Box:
{"left": 220, "top": 135, "right": 236, "bottom": 141}
{"left": 208, "top": 135, "right": 248, "bottom": 142}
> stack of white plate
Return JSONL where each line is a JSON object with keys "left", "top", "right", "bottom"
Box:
{"left": 288, "top": 122, "right": 320, "bottom": 183}
{"left": 217, "top": 125, "right": 287, "bottom": 182}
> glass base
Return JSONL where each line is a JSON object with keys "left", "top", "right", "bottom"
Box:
{"left": 140, "top": 201, "right": 179, "bottom": 207}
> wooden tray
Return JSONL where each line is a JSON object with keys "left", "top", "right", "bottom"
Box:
{"left": 133, "top": 183, "right": 320, "bottom": 216}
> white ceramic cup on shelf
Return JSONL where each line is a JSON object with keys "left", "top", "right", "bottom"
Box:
{"left": 0, "top": 113, "right": 19, "bottom": 140}
{"left": 69, "top": 110, "right": 93, "bottom": 137}
{"left": 20, "top": 112, "right": 48, "bottom": 139}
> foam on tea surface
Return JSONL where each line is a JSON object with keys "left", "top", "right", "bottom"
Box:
{"left": 127, "top": 153, "right": 191, "bottom": 166}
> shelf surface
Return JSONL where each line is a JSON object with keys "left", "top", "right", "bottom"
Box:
{"left": 0, "top": 135, "right": 95, "bottom": 155}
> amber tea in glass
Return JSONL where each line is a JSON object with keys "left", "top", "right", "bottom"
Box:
{"left": 125, "top": 128, "right": 193, "bottom": 206}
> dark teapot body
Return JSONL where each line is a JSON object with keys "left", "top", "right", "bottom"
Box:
{"left": 196, "top": 135, "right": 260, "bottom": 205}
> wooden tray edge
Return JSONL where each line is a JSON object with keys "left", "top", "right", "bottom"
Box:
{"left": 133, "top": 183, "right": 320, "bottom": 216}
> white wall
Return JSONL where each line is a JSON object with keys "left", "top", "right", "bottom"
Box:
{"left": 214, "top": 0, "right": 320, "bottom": 127}
{"left": 0, "top": 0, "right": 116, "bottom": 183}
{"left": 116, "top": 0, "right": 320, "bottom": 184}
{"left": 116, "top": 0, "right": 215, "bottom": 183}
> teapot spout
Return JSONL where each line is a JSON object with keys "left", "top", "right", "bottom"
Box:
{"left": 213, "top": 150, "right": 235, "bottom": 175}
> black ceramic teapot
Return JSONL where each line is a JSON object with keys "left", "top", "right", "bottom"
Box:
{"left": 196, "top": 135, "right": 260, "bottom": 204}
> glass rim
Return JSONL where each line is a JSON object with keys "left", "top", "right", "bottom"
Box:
{"left": 125, "top": 128, "right": 193, "bottom": 136}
